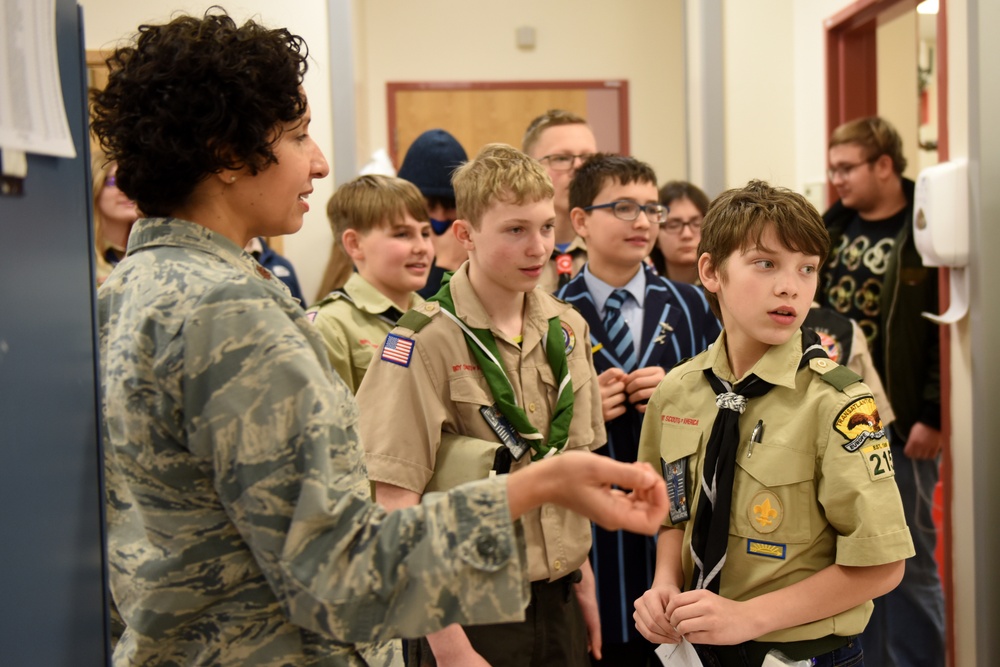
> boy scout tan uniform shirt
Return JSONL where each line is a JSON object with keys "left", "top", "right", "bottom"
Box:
{"left": 638, "top": 332, "right": 915, "bottom": 643}
{"left": 307, "top": 272, "right": 422, "bottom": 394}
{"left": 358, "top": 262, "right": 606, "bottom": 583}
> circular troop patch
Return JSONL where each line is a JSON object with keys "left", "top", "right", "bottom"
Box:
{"left": 561, "top": 321, "right": 576, "bottom": 355}
{"left": 748, "top": 490, "right": 783, "bottom": 534}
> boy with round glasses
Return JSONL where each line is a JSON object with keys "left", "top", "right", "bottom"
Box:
{"left": 523, "top": 109, "right": 598, "bottom": 291}
{"left": 557, "top": 154, "right": 720, "bottom": 665}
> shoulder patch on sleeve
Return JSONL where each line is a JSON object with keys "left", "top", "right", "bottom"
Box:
{"left": 380, "top": 333, "right": 415, "bottom": 367}
{"left": 397, "top": 302, "right": 440, "bottom": 332}
{"left": 809, "top": 357, "right": 862, "bottom": 391}
{"left": 833, "top": 395, "right": 887, "bottom": 452}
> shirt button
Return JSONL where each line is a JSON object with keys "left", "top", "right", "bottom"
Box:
{"left": 553, "top": 560, "right": 562, "bottom": 571}
{"left": 528, "top": 402, "right": 536, "bottom": 413}
{"left": 424, "top": 304, "right": 435, "bottom": 312}
{"left": 817, "top": 360, "right": 828, "bottom": 368}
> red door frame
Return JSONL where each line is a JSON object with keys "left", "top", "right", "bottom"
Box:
{"left": 825, "top": 3, "right": 953, "bottom": 666}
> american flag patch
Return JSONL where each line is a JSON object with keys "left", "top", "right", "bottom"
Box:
{"left": 381, "top": 333, "right": 415, "bottom": 367}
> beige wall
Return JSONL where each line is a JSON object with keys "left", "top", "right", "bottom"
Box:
{"left": 722, "top": 0, "right": 796, "bottom": 190}
{"left": 355, "top": 0, "right": 686, "bottom": 180}
{"left": 877, "top": 10, "right": 920, "bottom": 181}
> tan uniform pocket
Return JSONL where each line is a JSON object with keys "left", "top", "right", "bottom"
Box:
{"left": 733, "top": 442, "right": 815, "bottom": 543}
{"left": 448, "top": 374, "right": 494, "bottom": 433}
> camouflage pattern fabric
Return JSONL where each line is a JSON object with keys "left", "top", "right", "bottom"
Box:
{"left": 98, "top": 218, "right": 530, "bottom": 666}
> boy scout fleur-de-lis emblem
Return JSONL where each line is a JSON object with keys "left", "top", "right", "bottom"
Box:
{"left": 754, "top": 497, "right": 778, "bottom": 527}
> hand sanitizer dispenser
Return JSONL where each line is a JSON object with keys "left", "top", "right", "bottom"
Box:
{"left": 913, "top": 158, "right": 969, "bottom": 323}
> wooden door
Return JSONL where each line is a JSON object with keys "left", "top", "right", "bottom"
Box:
{"left": 388, "top": 80, "right": 629, "bottom": 166}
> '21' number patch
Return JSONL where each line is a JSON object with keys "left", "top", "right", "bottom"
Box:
{"left": 861, "top": 440, "right": 895, "bottom": 481}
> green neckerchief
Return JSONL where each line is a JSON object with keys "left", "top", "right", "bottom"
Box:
{"left": 430, "top": 272, "right": 574, "bottom": 460}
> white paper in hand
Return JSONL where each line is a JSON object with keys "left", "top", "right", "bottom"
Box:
{"left": 655, "top": 639, "right": 704, "bottom": 666}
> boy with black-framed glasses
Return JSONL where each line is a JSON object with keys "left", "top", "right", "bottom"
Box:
{"left": 556, "top": 153, "right": 720, "bottom": 665}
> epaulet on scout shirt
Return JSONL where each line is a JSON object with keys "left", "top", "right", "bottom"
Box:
{"left": 808, "top": 357, "right": 863, "bottom": 392}
{"left": 396, "top": 301, "right": 441, "bottom": 333}
{"left": 311, "top": 288, "right": 349, "bottom": 309}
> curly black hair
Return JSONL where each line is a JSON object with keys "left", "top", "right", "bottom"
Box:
{"left": 91, "top": 9, "right": 309, "bottom": 216}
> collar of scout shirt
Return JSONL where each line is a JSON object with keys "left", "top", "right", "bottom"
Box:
{"left": 448, "top": 261, "right": 572, "bottom": 355}
{"left": 681, "top": 329, "right": 806, "bottom": 391}
{"left": 126, "top": 217, "right": 267, "bottom": 279}
{"left": 558, "top": 234, "right": 588, "bottom": 254}
{"left": 343, "top": 272, "right": 423, "bottom": 316}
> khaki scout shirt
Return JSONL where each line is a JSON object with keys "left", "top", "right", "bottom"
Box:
{"left": 307, "top": 273, "right": 423, "bottom": 394}
{"left": 537, "top": 234, "right": 587, "bottom": 293}
{"left": 638, "top": 331, "right": 915, "bottom": 643}
{"left": 358, "top": 262, "right": 607, "bottom": 582}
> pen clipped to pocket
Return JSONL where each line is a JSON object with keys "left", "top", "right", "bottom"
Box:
{"left": 747, "top": 419, "right": 764, "bottom": 458}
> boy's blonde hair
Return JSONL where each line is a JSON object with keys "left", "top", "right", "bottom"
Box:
{"left": 452, "top": 143, "right": 553, "bottom": 228}
{"left": 326, "top": 175, "right": 429, "bottom": 247}
{"left": 698, "top": 180, "right": 830, "bottom": 318}
{"left": 522, "top": 109, "right": 587, "bottom": 156}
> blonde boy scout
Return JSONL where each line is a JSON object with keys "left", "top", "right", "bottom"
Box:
{"left": 357, "top": 144, "right": 606, "bottom": 666}
{"left": 308, "top": 175, "right": 433, "bottom": 393}
{"left": 634, "top": 181, "right": 914, "bottom": 666}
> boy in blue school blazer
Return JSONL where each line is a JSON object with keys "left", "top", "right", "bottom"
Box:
{"left": 556, "top": 154, "right": 720, "bottom": 665}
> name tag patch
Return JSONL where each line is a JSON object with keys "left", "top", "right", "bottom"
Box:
{"left": 861, "top": 440, "right": 895, "bottom": 481}
{"left": 747, "top": 539, "right": 787, "bottom": 560}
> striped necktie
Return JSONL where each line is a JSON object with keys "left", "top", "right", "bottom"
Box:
{"left": 603, "top": 289, "right": 637, "bottom": 372}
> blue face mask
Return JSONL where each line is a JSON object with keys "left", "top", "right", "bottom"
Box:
{"left": 430, "top": 217, "right": 455, "bottom": 235}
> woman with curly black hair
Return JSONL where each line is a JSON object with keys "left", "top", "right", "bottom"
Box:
{"left": 91, "top": 10, "right": 667, "bottom": 666}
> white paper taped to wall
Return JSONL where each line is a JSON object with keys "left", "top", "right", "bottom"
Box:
{"left": 0, "top": 0, "right": 77, "bottom": 159}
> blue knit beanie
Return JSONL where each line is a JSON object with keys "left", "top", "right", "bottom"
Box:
{"left": 397, "top": 129, "right": 468, "bottom": 200}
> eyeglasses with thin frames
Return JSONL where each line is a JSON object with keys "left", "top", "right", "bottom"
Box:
{"left": 827, "top": 158, "right": 875, "bottom": 181}
{"left": 661, "top": 218, "right": 701, "bottom": 235}
{"left": 582, "top": 200, "right": 670, "bottom": 225}
{"left": 539, "top": 153, "right": 594, "bottom": 172}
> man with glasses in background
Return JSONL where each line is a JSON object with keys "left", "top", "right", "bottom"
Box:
{"left": 523, "top": 109, "right": 598, "bottom": 291}
{"left": 822, "top": 116, "right": 943, "bottom": 667}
